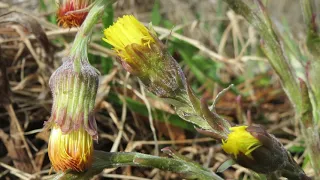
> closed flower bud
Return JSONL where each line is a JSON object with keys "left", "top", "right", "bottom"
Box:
{"left": 46, "top": 56, "right": 99, "bottom": 172}
{"left": 103, "top": 15, "right": 187, "bottom": 99}
{"left": 57, "top": 0, "right": 94, "bottom": 28}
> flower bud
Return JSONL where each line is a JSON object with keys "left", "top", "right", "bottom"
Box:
{"left": 103, "top": 15, "right": 187, "bottom": 99}
{"left": 57, "top": 0, "right": 94, "bottom": 28}
{"left": 222, "top": 126, "right": 263, "bottom": 160}
{"left": 222, "top": 125, "right": 287, "bottom": 174}
{"left": 46, "top": 57, "right": 99, "bottom": 172}
{"left": 222, "top": 125, "right": 310, "bottom": 179}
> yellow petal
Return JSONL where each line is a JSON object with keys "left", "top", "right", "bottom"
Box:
{"left": 48, "top": 126, "right": 93, "bottom": 172}
{"left": 222, "top": 126, "right": 261, "bottom": 159}
{"left": 103, "top": 15, "right": 155, "bottom": 61}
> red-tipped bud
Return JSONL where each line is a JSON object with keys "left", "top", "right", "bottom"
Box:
{"left": 57, "top": 0, "right": 94, "bottom": 28}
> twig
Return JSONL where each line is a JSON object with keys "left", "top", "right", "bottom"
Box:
{"left": 139, "top": 80, "right": 159, "bottom": 156}
{"left": 11, "top": 25, "right": 46, "bottom": 70}
{"left": 4, "top": 104, "right": 37, "bottom": 171}
{"left": 0, "top": 162, "right": 32, "bottom": 180}
{"left": 110, "top": 73, "right": 130, "bottom": 152}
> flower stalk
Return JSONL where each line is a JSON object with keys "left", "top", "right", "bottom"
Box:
{"left": 103, "top": 15, "right": 231, "bottom": 139}
{"left": 55, "top": 150, "right": 223, "bottom": 180}
{"left": 70, "top": 0, "right": 109, "bottom": 72}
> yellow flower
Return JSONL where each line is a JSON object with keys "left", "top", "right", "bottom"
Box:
{"left": 222, "top": 126, "right": 262, "bottom": 159}
{"left": 103, "top": 15, "right": 155, "bottom": 62}
{"left": 103, "top": 15, "right": 187, "bottom": 99}
{"left": 48, "top": 125, "right": 93, "bottom": 172}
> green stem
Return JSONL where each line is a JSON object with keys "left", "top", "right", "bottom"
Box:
{"left": 69, "top": 0, "right": 111, "bottom": 72}
{"left": 54, "top": 150, "right": 223, "bottom": 180}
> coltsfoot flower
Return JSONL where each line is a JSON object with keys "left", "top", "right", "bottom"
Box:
{"left": 222, "top": 125, "right": 310, "bottom": 177}
{"left": 103, "top": 15, "right": 231, "bottom": 138}
{"left": 220, "top": 126, "right": 311, "bottom": 179}
{"left": 46, "top": 56, "right": 99, "bottom": 172}
{"left": 48, "top": 126, "right": 93, "bottom": 172}
{"left": 103, "top": 15, "right": 187, "bottom": 99}
{"left": 222, "top": 126, "right": 262, "bottom": 159}
{"left": 57, "top": 0, "right": 94, "bottom": 28}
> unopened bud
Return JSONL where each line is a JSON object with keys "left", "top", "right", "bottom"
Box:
{"left": 57, "top": 0, "right": 94, "bottom": 28}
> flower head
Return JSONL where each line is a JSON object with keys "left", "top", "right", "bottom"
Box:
{"left": 48, "top": 126, "right": 93, "bottom": 172}
{"left": 103, "top": 15, "right": 155, "bottom": 62}
{"left": 103, "top": 15, "right": 187, "bottom": 99}
{"left": 222, "top": 125, "right": 300, "bottom": 175}
{"left": 222, "top": 126, "right": 262, "bottom": 159}
{"left": 57, "top": 0, "right": 94, "bottom": 28}
{"left": 46, "top": 56, "right": 99, "bottom": 172}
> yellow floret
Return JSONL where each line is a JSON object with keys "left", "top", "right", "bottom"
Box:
{"left": 102, "top": 15, "right": 155, "bottom": 61}
{"left": 48, "top": 126, "right": 93, "bottom": 172}
{"left": 222, "top": 126, "right": 262, "bottom": 159}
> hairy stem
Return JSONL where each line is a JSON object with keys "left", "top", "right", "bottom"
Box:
{"left": 55, "top": 150, "right": 223, "bottom": 180}
{"left": 69, "top": 0, "right": 112, "bottom": 72}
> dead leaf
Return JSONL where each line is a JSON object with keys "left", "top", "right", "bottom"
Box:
{"left": 0, "top": 11, "right": 50, "bottom": 54}
{"left": 0, "top": 47, "right": 11, "bottom": 105}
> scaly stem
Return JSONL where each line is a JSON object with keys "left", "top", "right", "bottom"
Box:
{"left": 69, "top": 0, "right": 111, "bottom": 72}
{"left": 54, "top": 150, "right": 223, "bottom": 180}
